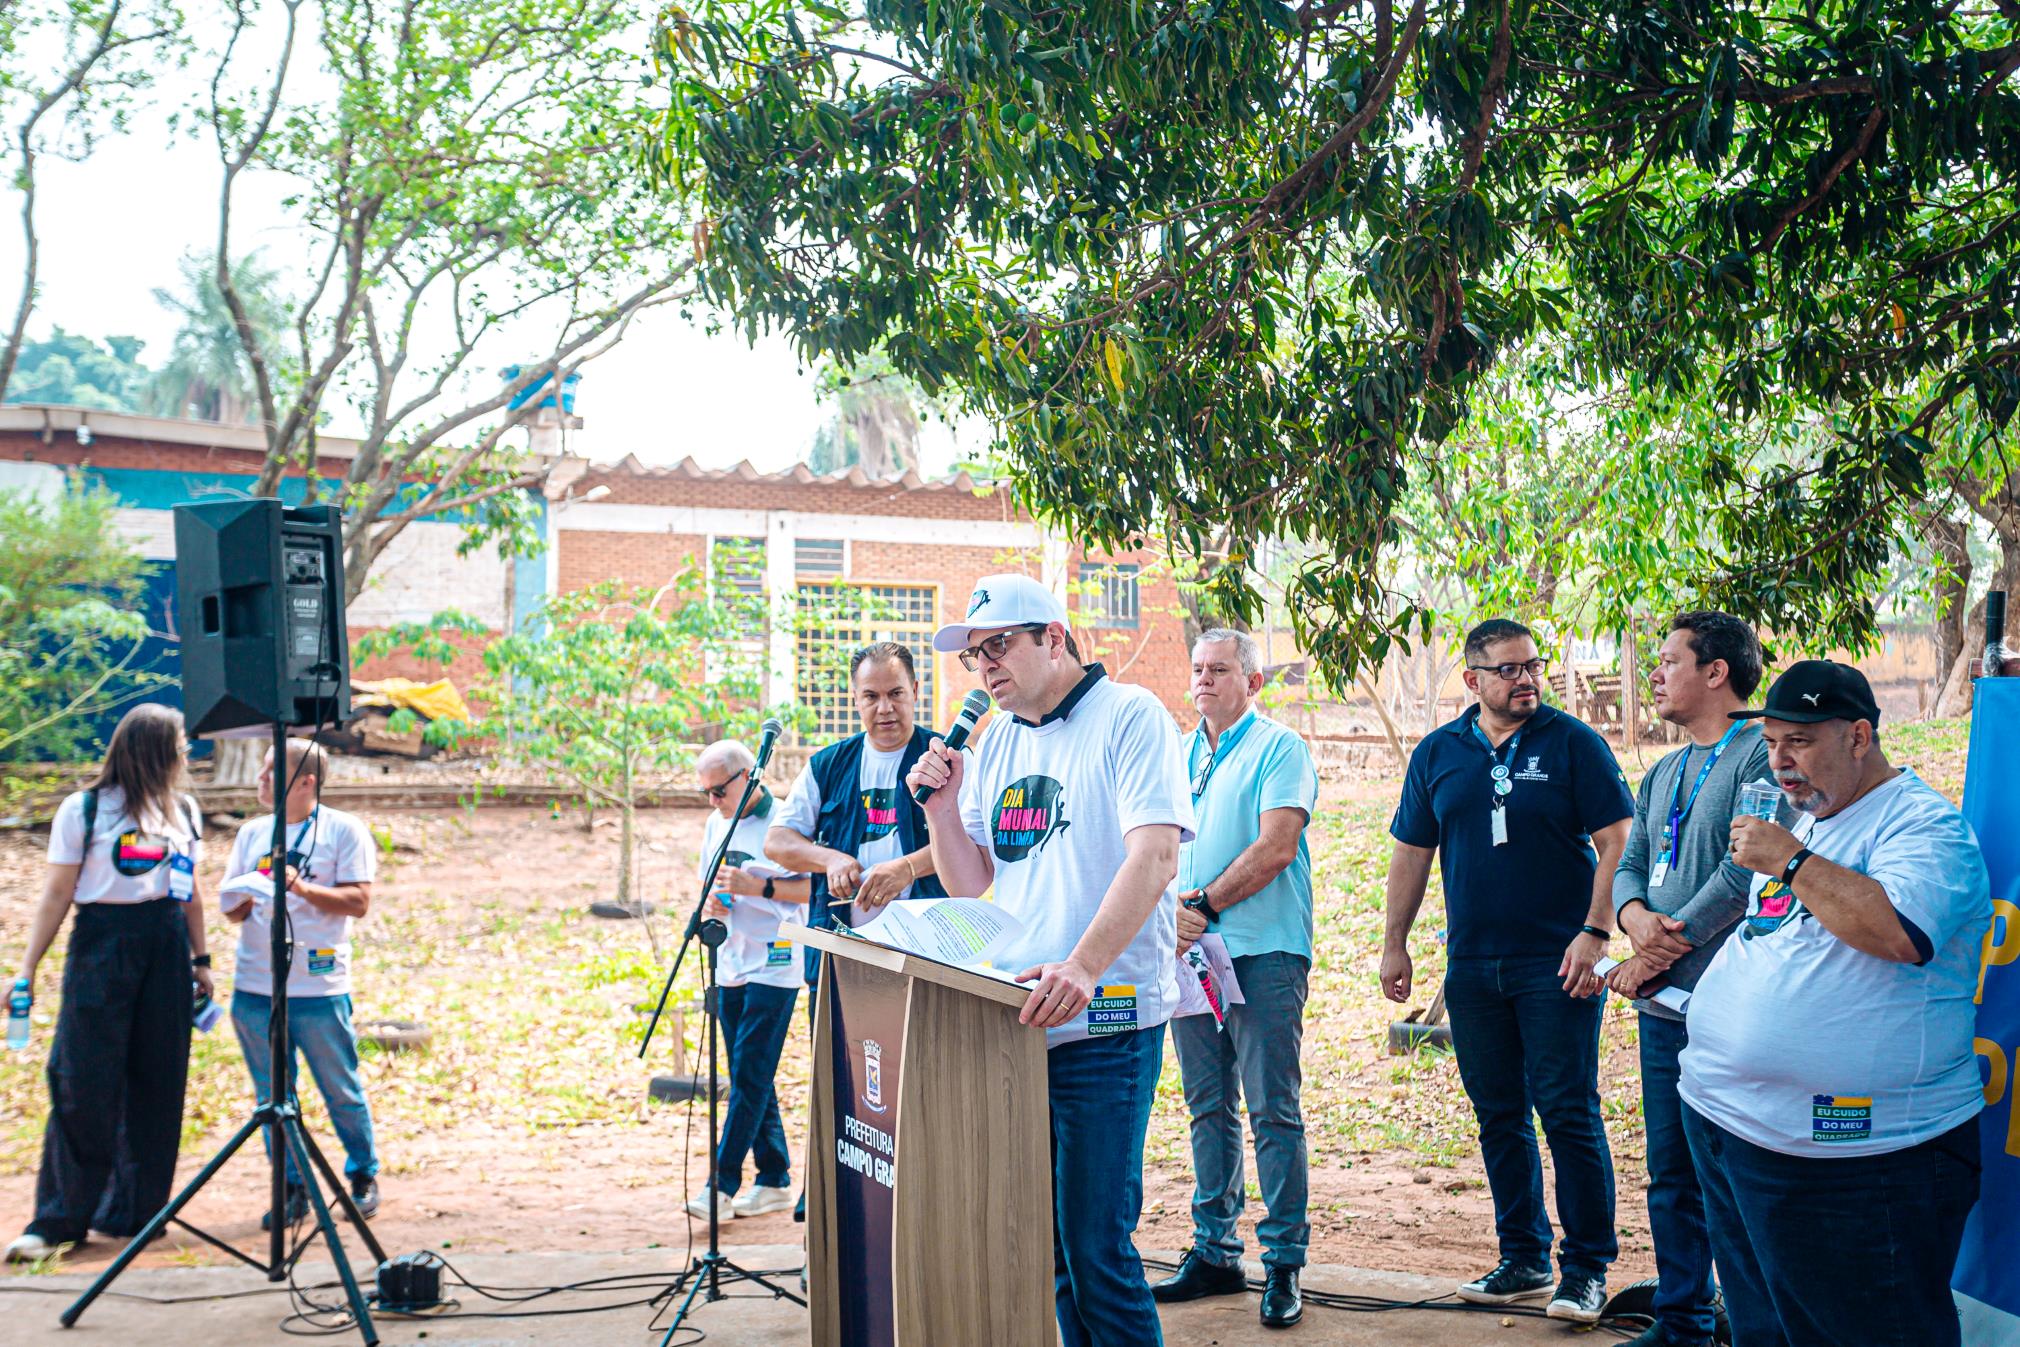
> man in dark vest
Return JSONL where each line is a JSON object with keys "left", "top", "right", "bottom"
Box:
{"left": 767, "top": 641, "right": 947, "bottom": 966}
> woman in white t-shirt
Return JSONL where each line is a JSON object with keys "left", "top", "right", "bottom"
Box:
{"left": 7, "top": 704, "right": 212, "bottom": 1263}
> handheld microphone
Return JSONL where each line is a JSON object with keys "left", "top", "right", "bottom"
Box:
{"left": 914, "top": 690, "right": 992, "bottom": 803}
{"left": 755, "top": 717, "right": 784, "bottom": 771}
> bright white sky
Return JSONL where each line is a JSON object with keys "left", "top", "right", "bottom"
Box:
{"left": 1, "top": 67, "right": 976, "bottom": 477}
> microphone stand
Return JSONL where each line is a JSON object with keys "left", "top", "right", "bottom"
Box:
{"left": 639, "top": 746, "right": 804, "bottom": 1344}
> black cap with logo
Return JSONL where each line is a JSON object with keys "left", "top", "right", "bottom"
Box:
{"left": 1730, "top": 659, "right": 1882, "bottom": 727}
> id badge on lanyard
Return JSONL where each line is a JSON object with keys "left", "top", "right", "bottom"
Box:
{"left": 1652, "top": 724, "right": 1743, "bottom": 888}
{"left": 167, "top": 853, "right": 195, "bottom": 902}
{"left": 1487, "top": 728, "right": 1520, "bottom": 848}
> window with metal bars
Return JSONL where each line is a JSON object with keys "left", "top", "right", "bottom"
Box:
{"left": 794, "top": 537, "right": 845, "bottom": 577}
{"left": 1078, "top": 562, "right": 1141, "bottom": 629}
{"left": 793, "top": 582, "right": 939, "bottom": 742}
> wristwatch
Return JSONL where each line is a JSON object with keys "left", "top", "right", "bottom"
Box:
{"left": 191, "top": 953, "right": 212, "bottom": 969}
{"left": 762, "top": 878, "right": 776, "bottom": 899}
{"left": 1781, "top": 848, "right": 1814, "bottom": 887}
{"left": 1182, "top": 889, "right": 1217, "bottom": 926}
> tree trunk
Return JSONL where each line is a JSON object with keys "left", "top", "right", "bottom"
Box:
{"left": 1934, "top": 528, "right": 2020, "bottom": 719}
{"left": 617, "top": 757, "right": 636, "bottom": 911}
{"left": 1925, "top": 513, "right": 1972, "bottom": 693}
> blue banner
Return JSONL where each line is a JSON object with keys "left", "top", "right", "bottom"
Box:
{"left": 1957, "top": 678, "right": 2020, "bottom": 1344}
{"left": 828, "top": 958, "right": 906, "bottom": 1347}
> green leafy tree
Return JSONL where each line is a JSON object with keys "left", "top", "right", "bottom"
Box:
{"left": 0, "top": 483, "right": 169, "bottom": 760}
{"left": 2, "top": 327, "right": 152, "bottom": 409}
{"left": 648, "top": 1, "right": 2020, "bottom": 681}
{"left": 191, "top": 0, "right": 703, "bottom": 601}
{"left": 1, "top": 0, "right": 185, "bottom": 403}
{"left": 361, "top": 574, "right": 771, "bottom": 912}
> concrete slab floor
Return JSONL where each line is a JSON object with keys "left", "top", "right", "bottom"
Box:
{"left": 0, "top": 1245, "right": 1618, "bottom": 1345}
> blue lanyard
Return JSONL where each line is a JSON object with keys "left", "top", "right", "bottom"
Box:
{"left": 1471, "top": 720, "right": 1525, "bottom": 808}
{"left": 1662, "top": 723, "right": 1744, "bottom": 853}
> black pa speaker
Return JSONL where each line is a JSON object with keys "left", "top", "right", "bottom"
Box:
{"left": 173, "top": 499, "right": 351, "bottom": 735}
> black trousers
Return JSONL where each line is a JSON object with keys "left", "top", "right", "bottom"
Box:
{"left": 30, "top": 899, "right": 193, "bottom": 1242}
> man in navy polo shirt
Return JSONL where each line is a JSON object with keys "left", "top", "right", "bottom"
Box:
{"left": 1380, "top": 618, "right": 1633, "bottom": 1324}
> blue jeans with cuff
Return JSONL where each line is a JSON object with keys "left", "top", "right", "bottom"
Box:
{"left": 1443, "top": 953, "right": 1616, "bottom": 1279}
{"left": 1684, "top": 1105, "right": 1979, "bottom": 1347}
{"left": 231, "top": 990, "right": 379, "bottom": 1183}
{"left": 1171, "top": 950, "right": 1310, "bottom": 1270}
{"left": 1050, "top": 1023, "right": 1166, "bottom": 1347}
{"left": 714, "top": 981, "right": 797, "bottom": 1196}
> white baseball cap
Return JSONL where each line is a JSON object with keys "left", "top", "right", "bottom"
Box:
{"left": 932, "top": 573, "right": 1069, "bottom": 652}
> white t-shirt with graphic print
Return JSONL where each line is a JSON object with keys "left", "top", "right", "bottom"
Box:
{"left": 700, "top": 800, "right": 803, "bottom": 989}
{"left": 957, "top": 674, "right": 1196, "bottom": 1049}
{"left": 226, "top": 806, "right": 377, "bottom": 999}
{"left": 1680, "top": 770, "right": 1990, "bottom": 1157}
{"left": 776, "top": 741, "right": 914, "bottom": 904}
{"left": 47, "top": 787, "right": 204, "bottom": 906}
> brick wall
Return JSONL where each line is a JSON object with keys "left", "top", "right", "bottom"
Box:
{"left": 1, "top": 430, "right": 353, "bottom": 480}
{"left": 1070, "top": 543, "right": 1193, "bottom": 722}
{"left": 557, "top": 529, "right": 708, "bottom": 598}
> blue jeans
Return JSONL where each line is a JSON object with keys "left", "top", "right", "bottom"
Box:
{"left": 1171, "top": 951, "right": 1309, "bottom": 1268}
{"left": 1639, "top": 1014, "right": 1715, "bottom": 1344}
{"left": 1050, "top": 1024, "right": 1165, "bottom": 1347}
{"left": 715, "top": 981, "right": 796, "bottom": 1196}
{"left": 230, "top": 991, "right": 378, "bottom": 1182}
{"left": 1443, "top": 954, "right": 1615, "bottom": 1278}
{"left": 1684, "top": 1105, "right": 1979, "bottom": 1347}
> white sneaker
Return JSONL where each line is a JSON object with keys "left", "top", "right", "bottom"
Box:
{"left": 731, "top": 1185, "right": 794, "bottom": 1217}
{"left": 684, "top": 1188, "right": 735, "bottom": 1222}
{"left": 5, "top": 1232, "right": 53, "bottom": 1263}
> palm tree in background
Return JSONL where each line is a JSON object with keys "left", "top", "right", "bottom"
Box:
{"left": 147, "top": 252, "right": 288, "bottom": 423}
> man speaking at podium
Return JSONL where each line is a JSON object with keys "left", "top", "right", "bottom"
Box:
{"left": 907, "top": 573, "right": 1194, "bottom": 1347}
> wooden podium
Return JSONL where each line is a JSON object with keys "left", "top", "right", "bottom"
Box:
{"left": 798, "top": 925, "right": 1053, "bottom": 1347}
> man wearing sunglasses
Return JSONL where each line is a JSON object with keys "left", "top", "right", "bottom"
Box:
{"left": 686, "top": 738, "right": 810, "bottom": 1224}
{"left": 1380, "top": 619, "right": 1633, "bottom": 1324}
{"left": 1152, "top": 628, "right": 1318, "bottom": 1328}
{"left": 907, "top": 573, "right": 1194, "bottom": 1347}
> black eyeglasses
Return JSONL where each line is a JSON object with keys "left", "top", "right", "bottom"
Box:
{"left": 958, "top": 624, "right": 1047, "bottom": 671}
{"left": 1469, "top": 658, "right": 1550, "bottom": 682}
{"left": 703, "top": 768, "right": 747, "bottom": 801}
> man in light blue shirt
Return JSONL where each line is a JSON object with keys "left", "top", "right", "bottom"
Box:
{"left": 1149, "top": 629, "right": 1319, "bottom": 1329}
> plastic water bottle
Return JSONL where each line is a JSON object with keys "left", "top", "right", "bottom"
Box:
{"left": 7, "top": 979, "right": 30, "bottom": 1053}
{"left": 1985, "top": 590, "right": 2011, "bottom": 679}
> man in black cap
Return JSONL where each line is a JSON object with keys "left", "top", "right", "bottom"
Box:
{"left": 1679, "top": 660, "right": 1991, "bottom": 1347}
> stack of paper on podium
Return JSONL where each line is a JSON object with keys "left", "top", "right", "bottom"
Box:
{"left": 851, "top": 897, "right": 1023, "bottom": 976}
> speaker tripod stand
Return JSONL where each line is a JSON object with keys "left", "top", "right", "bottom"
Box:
{"left": 61, "top": 721, "right": 387, "bottom": 1345}
{"left": 639, "top": 732, "right": 804, "bottom": 1345}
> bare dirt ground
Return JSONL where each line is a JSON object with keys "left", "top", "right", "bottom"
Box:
{"left": 0, "top": 719, "right": 1972, "bottom": 1287}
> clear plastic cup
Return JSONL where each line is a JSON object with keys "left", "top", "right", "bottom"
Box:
{"left": 1737, "top": 780, "right": 1782, "bottom": 822}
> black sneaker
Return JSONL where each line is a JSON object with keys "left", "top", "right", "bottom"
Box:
{"left": 1456, "top": 1259, "right": 1553, "bottom": 1304}
{"left": 260, "top": 1186, "right": 309, "bottom": 1231}
{"left": 1149, "top": 1249, "right": 1248, "bottom": 1303}
{"left": 1547, "top": 1270, "right": 1607, "bottom": 1323}
{"left": 348, "top": 1176, "right": 380, "bottom": 1222}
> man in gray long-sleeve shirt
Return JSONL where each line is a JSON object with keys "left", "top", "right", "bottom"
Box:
{"left": 1604, "top": 611, "right": 1784, "bottom": 1347}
